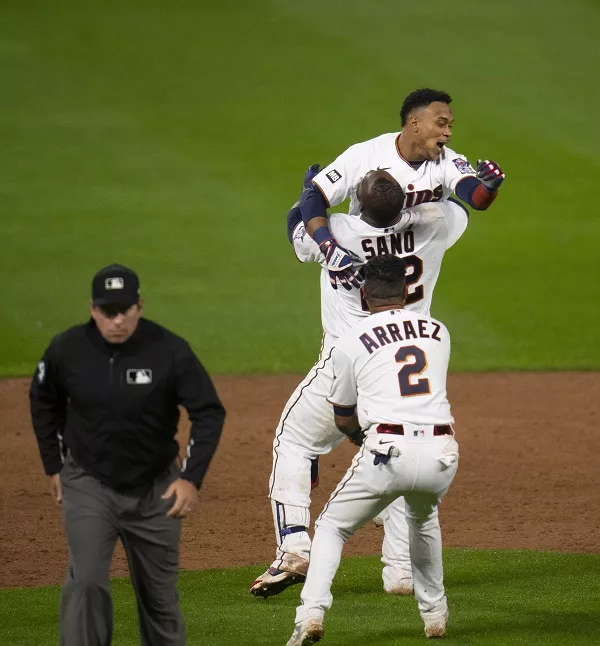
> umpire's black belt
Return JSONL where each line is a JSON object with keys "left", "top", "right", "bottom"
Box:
{"left": 376, "top": 424, "right": 453, "bottom": 436}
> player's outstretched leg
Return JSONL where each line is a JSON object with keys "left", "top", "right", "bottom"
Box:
{"left": 250, "top": 500, "right": 311, "bottom": 598}
{"left": 381, "top": 496, "right": 414, "bottom": 595}
{"left": 405, "top": 496, "right": 449, "bottom": 638}
{"left": 404, "top": 440, "right": 458, "bottom": 639}
{"left": 251, "top": 347, "right": 344, "bottom": 599}
{"left": 287, "top": 444, "right": 393, "bottom": 645}
{"left": 286, "top": 523, "right": 343, "bottom": 645}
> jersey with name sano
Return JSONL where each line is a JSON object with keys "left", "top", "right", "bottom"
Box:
{"left": 292, "top": 199, "right": 468, "bottom": 340}
{"left": 312, "top": 133, "right": 476, "bottom": 215}
{"left": 329, "top": 308, "right": 453, "bottom": 428}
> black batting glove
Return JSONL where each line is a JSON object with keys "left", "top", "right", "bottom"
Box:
{"left": 291, "top": 163, "right": 321, "bottom": 209}
{"left": 319, "top": 239, "right": 362, "bottom": 291}
{"left": 303, "top": 163, "right": 320, "bottom": 191}
{"left": 477, "top": 159, "right": 505, "bottom": 191}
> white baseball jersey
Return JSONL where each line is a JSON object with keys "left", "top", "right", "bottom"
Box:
{"left": 329, "top": 308, "right": 453, "bottom": 428}
{"left": 292, "top": 199, "right": 468, "bottom": 340}
{"left": 312, "top": 133, "right": 476, "bottom": 214}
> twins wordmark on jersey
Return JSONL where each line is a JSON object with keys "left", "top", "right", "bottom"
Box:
{"left": 312, "top": 132, "right": 476, "bottom": 215}
{"left": 292, "top": 200, "right": 468, "bottom": 340}
{"left": 329, "top": 309, "right": 453, "bottom": 428}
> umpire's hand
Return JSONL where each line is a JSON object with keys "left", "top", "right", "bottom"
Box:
{"left": 162, "top": 478, "right": 198, "bottom": 519}
{"left": 49, "top": 473, "right": 62, "bottom": 506}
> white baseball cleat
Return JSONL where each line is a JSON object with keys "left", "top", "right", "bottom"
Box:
{"left": 286, "top": 616, "right": 324, "bottom": 646}
{"left": 250, "top": 564, "right": 307, "bottom": 599}
{"left": 382, "top": 568, "right": 414, "bottom": 596}
{"left": 371, "top": 507, "right": 389, "bottom": 527}
{"left": 424, "top": 611, "right": 449, "bottom": 638}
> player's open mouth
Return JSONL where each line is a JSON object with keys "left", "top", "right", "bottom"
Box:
{"left": 436, "top": 142, "right": 446, "bottom": 150}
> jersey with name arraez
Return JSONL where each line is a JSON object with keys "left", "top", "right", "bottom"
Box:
{"left": 329, "top": 309, "right": 453, "bottom": 429}
{"left": 292, "top": 199, "right": 468, "bottom": 340}
{"left": 312, "top": 132, "right": 476, "bottom": 214}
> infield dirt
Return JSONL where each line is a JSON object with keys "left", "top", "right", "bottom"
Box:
{"left": 1, "top": 372, "right": 598, "bottom": 588}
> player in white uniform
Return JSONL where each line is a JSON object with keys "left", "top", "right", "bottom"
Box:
{"left": 250, "top": 171, "right": 467, "bottom": 598}
{"left": 252, "top": 90, "right": 504, "bottom": 600}
{"left": 286, "top": 255, "right": 459, "bottom": 645}
{"left": 298, "top": 88, "right": 505, "bottom": 291}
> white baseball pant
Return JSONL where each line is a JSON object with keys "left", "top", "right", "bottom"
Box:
{"left": 268, "top": 335, "right": 413, "bottom": 576}
{"left": 295, "top": 425, "right": 459, "bottom": 623}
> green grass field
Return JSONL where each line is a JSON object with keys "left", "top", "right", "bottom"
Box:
{"left": 1, "top": 0, "right": 599, "bottom": 374}
{"left": 2, "top": 550, "right": 599, "bottom": 645}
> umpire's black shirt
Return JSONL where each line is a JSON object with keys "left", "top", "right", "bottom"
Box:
{"left": 30, "top": 318, "right": 225, "bottom": 492}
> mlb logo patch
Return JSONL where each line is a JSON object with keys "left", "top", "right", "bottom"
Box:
{"left": 452, "top": 158, "right": 475, "bottom": 175}
{"left": 413, "top": 429, "right": 425, "bottom": 437}
{"left": 326, "top": 169, "right": 342, "bottom": 184}
{"left": 37, "top": 361, "right": 46, "bottom": 384}
{"left": 105, "top": 277, "right": 125, "bottom": 290}
{"left": 126, "top": 369, "right": 152, "bottom": 385}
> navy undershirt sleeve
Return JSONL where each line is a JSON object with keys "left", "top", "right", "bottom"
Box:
{"left": 333, "top": 405, "right": 356, "bottom": 417}
{"left": 300, "top": 186, "right": 328, "bottom": 226}
{"left": 286, "top": 206, "right": 302, "bottom": 243}
{"left": 455, "top": 176, "right": 480, "bottom": 206}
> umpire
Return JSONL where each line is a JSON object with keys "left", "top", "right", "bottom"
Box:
{"left": 29, "top": 263, "right": 226, "bottom": 646}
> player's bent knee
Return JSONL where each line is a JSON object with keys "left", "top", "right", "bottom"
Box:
{"left": 315, "top": 516, "right": 351, "bottom": 541}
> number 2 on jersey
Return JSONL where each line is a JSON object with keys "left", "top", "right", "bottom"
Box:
{"left": 360, "top": 255, "right": 424, "bottom": 311}
{"left": 396, "top": 345, "right": 430, "bottom": 396}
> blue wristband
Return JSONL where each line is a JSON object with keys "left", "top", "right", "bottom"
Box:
{"left": 312, "top": 226, "right": 334, "bottom": 247}
{"left": 455, "top": 176, "right": 479, "bottom": 207}
{"left": 333, "top": 404, "right": 356, "bottom": 417}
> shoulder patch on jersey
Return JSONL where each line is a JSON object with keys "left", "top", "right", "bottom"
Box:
{"left": 37, "top": 360, "right": 45, "bottom": 384}
{"left": 452, "top": 158, "right": 475, "bottom": 174}
{"left": 326, "top": 169, "right": 342, "bottom": 184}
{"left": 293, "top": 224, "right": 307, "bottom": 243}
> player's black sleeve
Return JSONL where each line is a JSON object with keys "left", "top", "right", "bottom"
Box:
{"left": 29, "top": 341, "right": 68, "bottom": 476}
{"left": 175, "top": 342, "right": 226, "bottom": 489}
{"left": 300, "top": 186, "right": 328, "bottom": 226}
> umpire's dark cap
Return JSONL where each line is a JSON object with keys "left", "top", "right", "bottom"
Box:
{"left": 92, "top": 264, "right": 140, "bottom": 306}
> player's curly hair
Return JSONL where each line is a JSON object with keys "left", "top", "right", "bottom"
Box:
{"left": 361, "top": 177, "right": 405, "bottom": 227}
{"left": 400, "top": 88, "right": 452, "bottom": 127}
{"left": 363, "top": 255, "right": 407, "bottom": 301}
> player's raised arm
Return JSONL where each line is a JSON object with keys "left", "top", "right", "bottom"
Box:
{"left": 288, "top": 164, "right": 361, "bottom": 291}
{"left": 453, "top": 159, "right": 506, "bottom": 210}
{"left": 395, "top": 88, "right": 505, "bottom": 211}
{"left": 287, "top": 215, "right": 322, "bottom": 264}
{"left": 286, "top": 165, "right": 325, "bottom": 263}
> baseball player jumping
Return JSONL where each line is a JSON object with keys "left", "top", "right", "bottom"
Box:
{"left": 298, "top": 88, "right": 504, "bottom": 291}
{"left": 287, "top": 255, "right": 459, "bottom": 645}
{"left": 251, "top": 170, "right": 469, "bottom": 598}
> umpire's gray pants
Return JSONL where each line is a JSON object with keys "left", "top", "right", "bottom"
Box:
{"left": 59, "top": 455, "right": 185, "bottom": 646}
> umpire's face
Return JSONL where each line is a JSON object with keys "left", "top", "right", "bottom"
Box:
{"left": 90, "top": 300, "right": 143, "bottom": 344}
